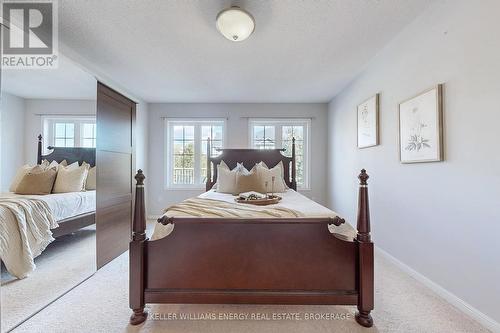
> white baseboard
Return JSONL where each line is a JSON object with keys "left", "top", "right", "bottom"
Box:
{"left": 376, "top": 247, "right": 500, "bottom": 333}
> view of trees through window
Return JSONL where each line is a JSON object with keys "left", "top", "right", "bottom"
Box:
{"left": 169, "top": 121, "right": 224, "bottom": 186}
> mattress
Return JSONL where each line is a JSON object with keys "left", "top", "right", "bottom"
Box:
{"left": 0, "top": 190, "right": 95, "bottom": 221}
{"left": 152, "top": 189, "right": 356, "bottom": 241}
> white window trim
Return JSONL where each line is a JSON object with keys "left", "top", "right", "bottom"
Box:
{"left": 248, "top": 118, "right": 311, "bottom": 190}
{"left": 164, "top": 118, "right": 227, "bottom": 190}
{"left": 41, "top": 115, "right": 96, "bottom": 153}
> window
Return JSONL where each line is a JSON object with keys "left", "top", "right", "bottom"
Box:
{"left": 166, "top": 119, "right": 225, "bottom": 188}
{"left": 249, "top": 119, "right": 310, "bottom": 188}
{"left": 43, "top": 116, "right": 97, "bottom": 150}
{"left": 82, "top": 123, "right": 97, "bottom": 148}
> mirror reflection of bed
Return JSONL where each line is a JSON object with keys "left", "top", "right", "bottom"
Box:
{"left": 0, "top": 55, "right": 97, "bottom": 332}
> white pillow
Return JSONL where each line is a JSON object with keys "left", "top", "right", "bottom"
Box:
{"left": 86, "top": 166, "right": 96, "bottom": 190}
{"left": 65, "top": 161, "right": 80, "bottom": 170}
{"left": 256, "top": 161, "right": 288, "bottom": 193}
{"left": 216, "top": 161, "right": 239, "bottom": 194}
{"left": 42, "top": 159, "right": 73, "bottom": 170}
{"left": 9, "top": 164, "right": 34, "bottom": 192}
{"left": 52, "top": 163, "right": 90, "bottom": 193}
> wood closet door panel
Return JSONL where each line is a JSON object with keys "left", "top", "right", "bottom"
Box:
{"left": 96, "top": 82, "right": 136, "bottom": 269}
{"left": 97, "top": 93, "right": 133, "bottom": 152}
{"left": 96, "top": 201, "right": 132, "bottom": 267}
{"left": 97, "top": 151, "right": 132, "bottom": 205}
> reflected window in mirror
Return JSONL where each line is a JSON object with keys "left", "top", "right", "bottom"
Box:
{"left": 43, "top": 116, "right": 97, "bottom": 152}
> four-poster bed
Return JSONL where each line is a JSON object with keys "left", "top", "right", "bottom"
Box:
{"left": 129, "top": 138, "right": 374, "bottom": 328}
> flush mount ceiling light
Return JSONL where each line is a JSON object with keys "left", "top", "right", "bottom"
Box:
{"left": 216, "top": 6, "right": 255, "bottom": 42}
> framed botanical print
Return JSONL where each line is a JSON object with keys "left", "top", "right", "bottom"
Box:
{"left": 357, "top": 94, "right": 379, "bottom": 148}
{"left": 399, "top": 84, "right": 443, "bottom": 163}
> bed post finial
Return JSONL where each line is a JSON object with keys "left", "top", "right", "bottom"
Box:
{"left": 206, "top": 137, "right": 212, "bottom": 191}
{"left": 132, "top": 169, "right": 146, "bottom": 240}
{"left": 355, "top": 168, "right": 374, "bottom": 328}
{"left": 291, "top": 137, "right": 297, "bottom": 190}
{"left": 130, "top": 169, "right": 148, "bottom": 325}
{"left": 37, "top": 134, "right": 43, "bottom": 165}
{"left": 356, "top": 169, "right": 370, "bottom": 241}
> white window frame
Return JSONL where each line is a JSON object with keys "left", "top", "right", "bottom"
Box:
{"left": 164, "top": 118, "right": 226, "bottom": 190}
{"left": 41, "top": 115, "right": 97, "bottom": 154}
{"left": 248, "top": 118, "right": 311, "bottom": 190}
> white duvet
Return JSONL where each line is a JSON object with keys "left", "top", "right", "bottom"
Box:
{"left": 0, "top": 191, "right": 96, "bottom": 279}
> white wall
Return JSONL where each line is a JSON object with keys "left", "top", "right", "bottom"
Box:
{"left": 147, "top": 103, "right": 328, "bottom": 215}
{"left": 135, "top": 101, "right": 149, "bottom": 190}
{"left": 23, "top": 99, "right": 96, "bottom": 165}
{"left": 0, "top": 92, "right": 26, "bottom": 192}
{"left": 327, "top": 0, "right": 500, "bottom": 326}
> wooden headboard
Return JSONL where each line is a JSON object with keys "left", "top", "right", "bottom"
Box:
{"left": 206, "top": 138, "right": 297, "bottom": 191}
{"left": 37, "top": 134, "right": 96, "bottom": 167}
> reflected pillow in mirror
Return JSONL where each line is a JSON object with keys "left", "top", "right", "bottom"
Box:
{"left": 15, "top": 167, "right": 58, "bottom": 195}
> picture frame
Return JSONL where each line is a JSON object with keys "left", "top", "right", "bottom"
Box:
{"left": 399, "top": 84, "right": 443, "bottom": 163}
{"left": 357, "top": 94, "right": 379, "bottom": 148}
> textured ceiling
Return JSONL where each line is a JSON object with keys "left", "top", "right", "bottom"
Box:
{"left": 2, "top": 54, "right": 97, "bottom": 100}
{"left": 56, "top": 0, "right": 435, "bottom": 103}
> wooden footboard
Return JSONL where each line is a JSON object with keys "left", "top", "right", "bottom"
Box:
{"left": 129, "top": 170, "right": 374, "bottom": 327}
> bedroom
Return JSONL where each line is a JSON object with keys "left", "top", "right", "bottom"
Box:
{"left": 0, "top": 0, "right": 499, "bottom": 332}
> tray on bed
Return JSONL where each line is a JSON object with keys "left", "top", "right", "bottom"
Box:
{"left": 235, "top": 195, "right": 282, "bottom": 206}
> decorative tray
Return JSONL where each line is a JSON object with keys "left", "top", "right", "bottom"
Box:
{"left": 235, "top": 195, "right": 282, "bottom": 206}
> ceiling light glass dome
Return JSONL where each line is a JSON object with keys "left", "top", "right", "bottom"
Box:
{"left": 216, "top": 6, "right": 255, "bottom": 42}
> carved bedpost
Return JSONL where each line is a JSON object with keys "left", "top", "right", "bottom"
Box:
{"left": 130, "top": 170, "right": 148, "bottom": 325}
{"left": 355, "top": 169, "right": 374, "bottom": 327}
{"left": 37, "top": 134, "right": 43, "bottom": 165}
{"left": 132, "top": 170, "right": 146, "bottom": 239}
{"left": 291, "top": 137, "right": 297, "bottom": 190}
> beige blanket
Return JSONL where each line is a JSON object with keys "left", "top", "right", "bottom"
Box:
{"left": 166, "top": 197, "right": 304, "bottom": 218}
{"left": 0, "top": 197, "right": 58, "bottom": 279}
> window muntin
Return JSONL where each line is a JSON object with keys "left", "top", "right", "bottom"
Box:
{"left": 166, "top": 119, "right": 225, "bottom": 188}
{"left": 82, "top": 123, "right": 96, "bottom": 148}
{"left": 54, "top": 123, "right": 75, "bottom": 147}
{"left": 249, "top": 119, "right": 310, "bottom": 188}
{"left": 43, "top": 117, "right": 97, "bottom": 150}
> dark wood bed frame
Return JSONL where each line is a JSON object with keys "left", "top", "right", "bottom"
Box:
{"left": 37, "top": 134, "right": 96, "bottom": 237}
{"left": 129, "top": 138, "right": 374, "bottom": 328}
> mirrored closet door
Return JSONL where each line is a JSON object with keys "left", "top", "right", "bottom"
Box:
{"left": 0, "top": 53, "right": 97, "bottom": 332}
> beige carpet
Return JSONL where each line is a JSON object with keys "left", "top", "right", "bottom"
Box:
{"left": 1, "top": 226, "right": 96, "bottom": 332}
{"left": 11, "top": 246, "right": 489, "bottom": 333}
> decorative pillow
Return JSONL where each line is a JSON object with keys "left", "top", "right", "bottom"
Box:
{"left": 216, "top": 161, "right": 240, "bottom": 194}
{"left": 235, "top": 166, "right": 266, "bottom": 194}
{"left": 52, "top": 164, "right": 90, "bottom": 193}
{"left": 256, "top": 161, "right": 288, "bottom": 193}
{"left": 15, "top": 167, "right": 58, "bottom": 195}
{"left": 65, "top": 161, "right": 80, "bottom": 170}
{"left": 83, "top": 162, "right": 96, "bottom": 190}
{"left": 9, "top": 164, "right": 34, "bottom": 192}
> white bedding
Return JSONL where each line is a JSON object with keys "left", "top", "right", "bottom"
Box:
{"left": 0, "top": 191, "right": 96, "bottom": 278}
{"left": 152, "top": 189, "right": 356, "bottom": 241}
{"left": 0, "top": 191, "right": 95, "bottom": 222}
{"left": 199, "top": 189, "right": 338, "bottom": 218}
